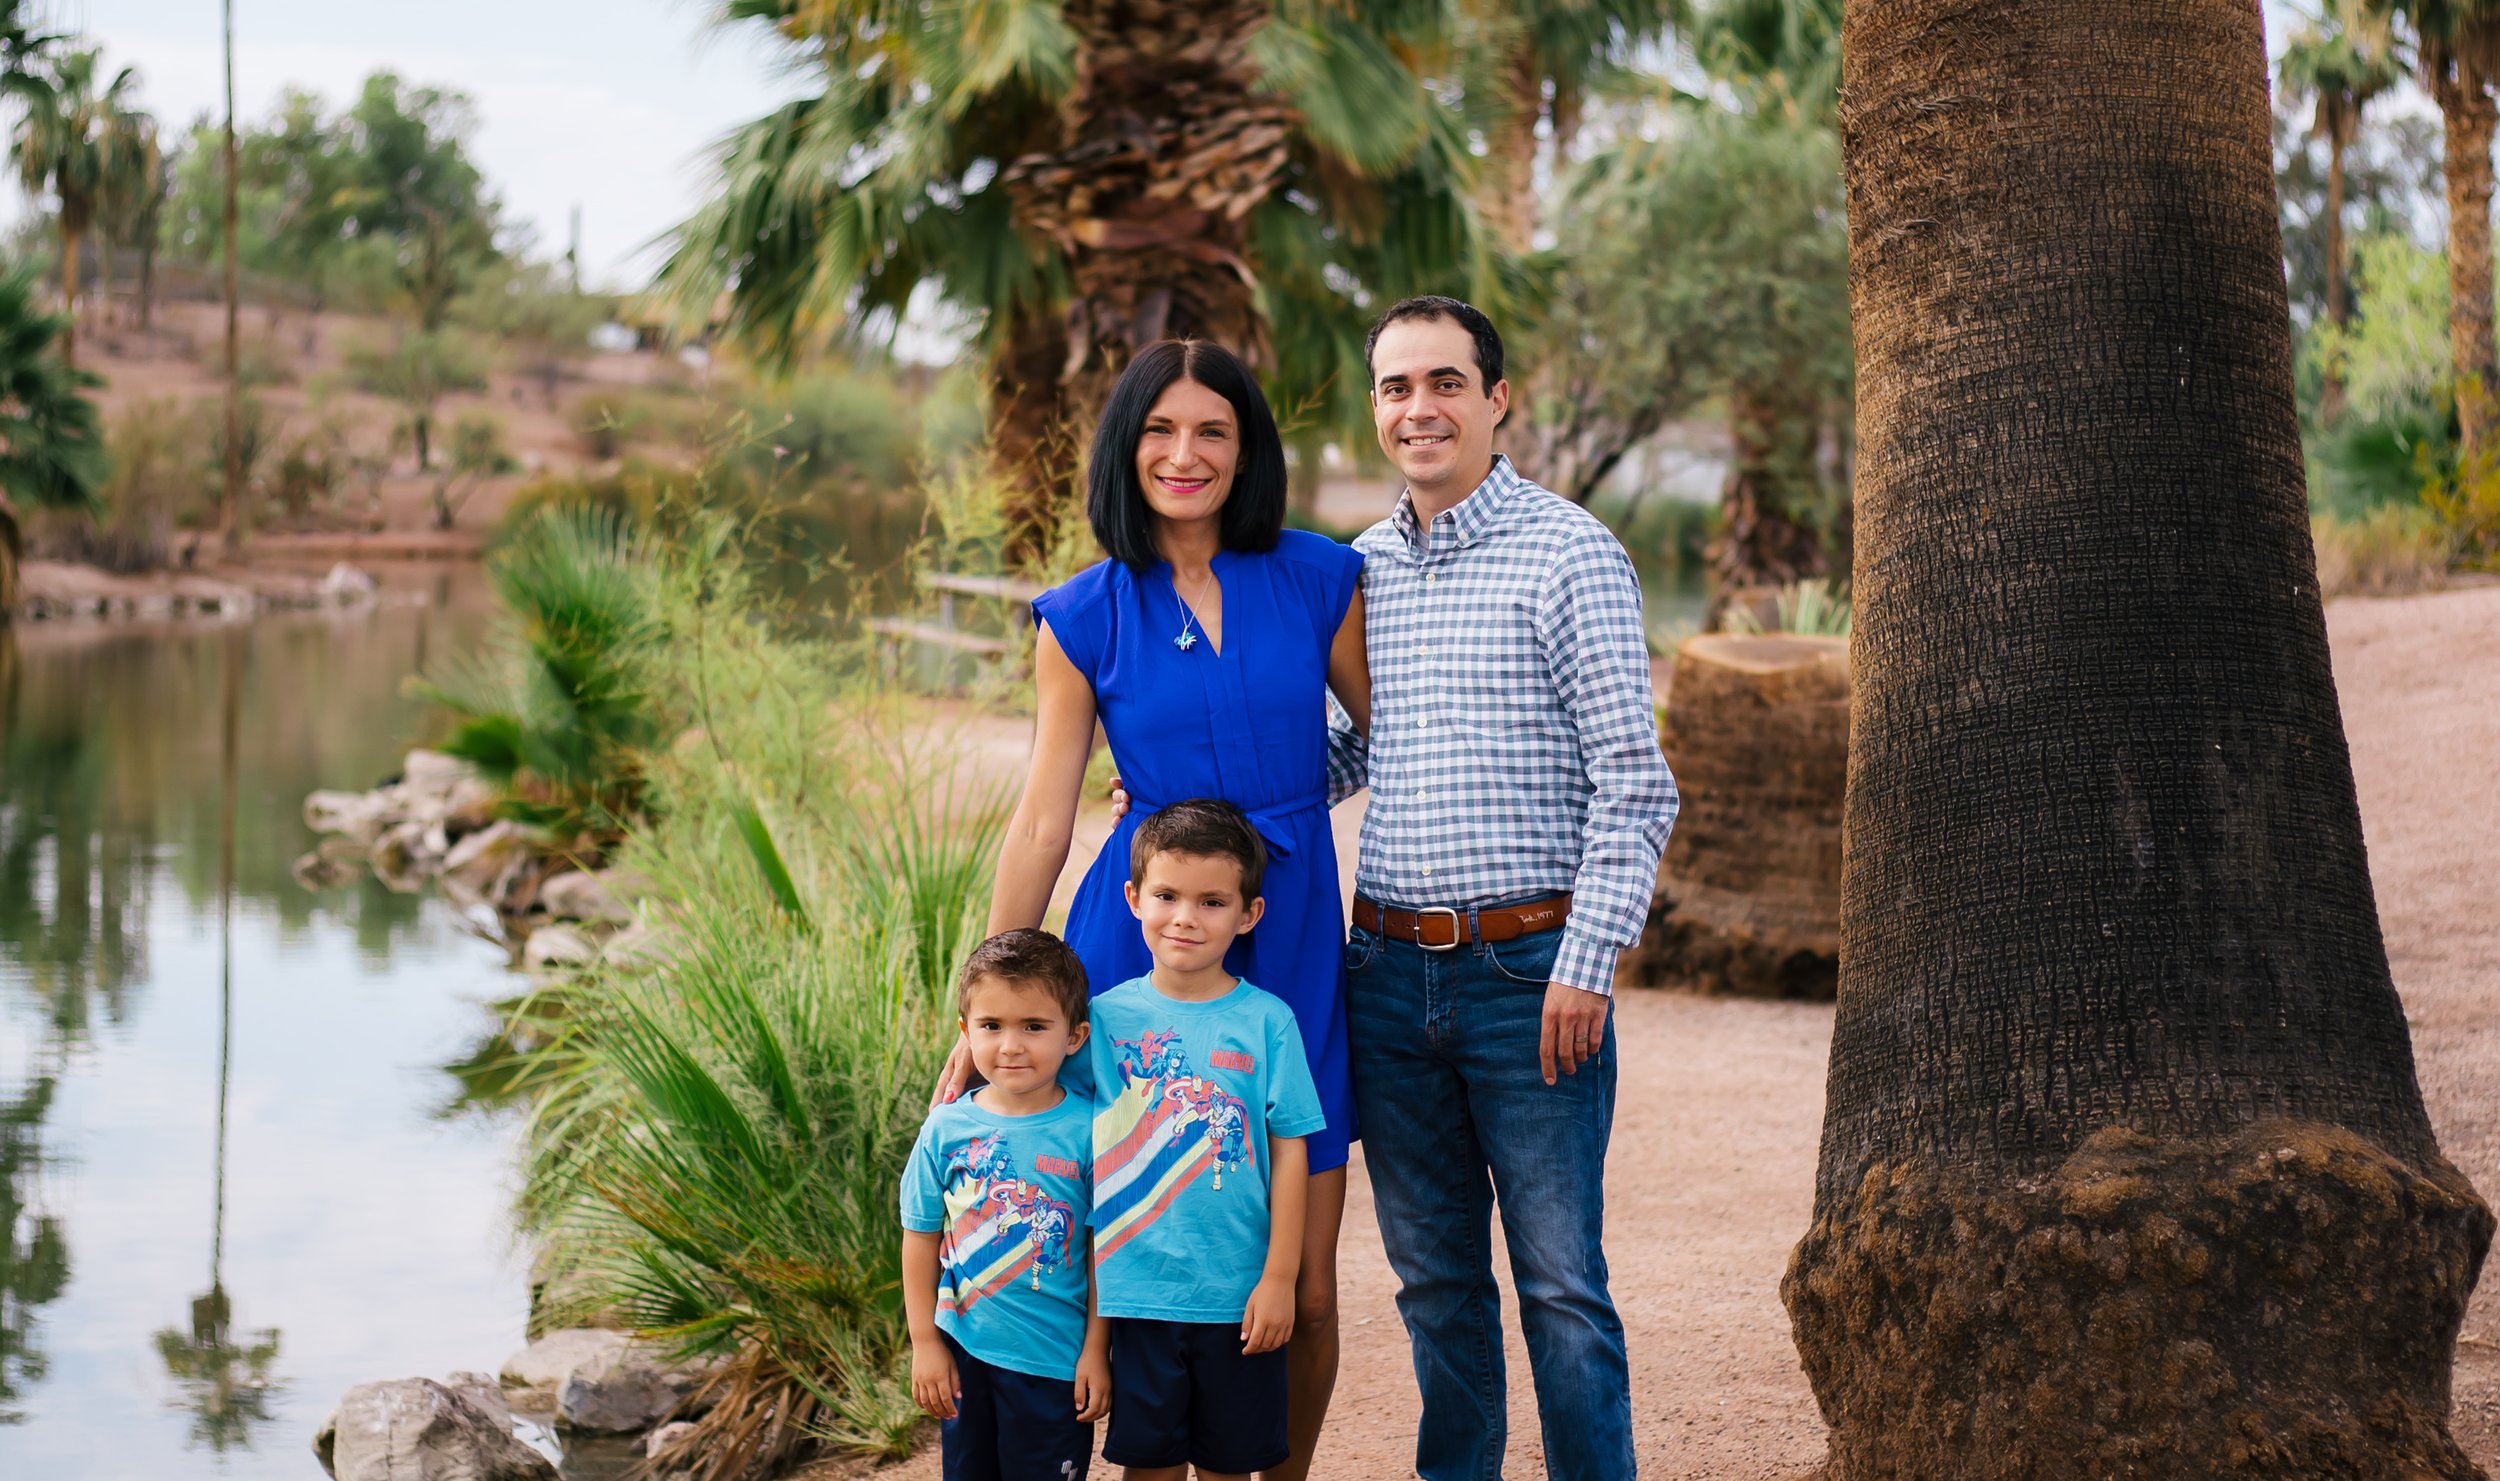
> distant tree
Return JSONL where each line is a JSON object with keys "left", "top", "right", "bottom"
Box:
{"left": 0, "top": 270, "right": 106, "bottom": 608}
{"left": 2368, "top": 0, "right": 2500, "bottom": 461}
{"left": 2282, "top": 2, "right": 2407, "bottom": 418}
{"left": 11, "top": 48, "right": 141, "bottom": 367}
{"left": 2276, "top": 107, "right": 2442, "bottom": 333}
{"left": 1451, "top": 0, "right": 1675, "bottom": 250}
{"left": 92, "top": 91, "right": 158, "bottom": 330}
{"left": 340, "top": 74, "right": 499, "bottom": 332}
{"left": 347, "top": 328, "right": 486, "bottom": 472}
{"left": 244, "top": 89, "right": 358, "bottom": 317}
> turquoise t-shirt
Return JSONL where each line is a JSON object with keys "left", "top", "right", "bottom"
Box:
{"left": 1087, "top": 976, "right": 1325, "bottom": 1322}
{"left": 899, "top": 1089, "right": 1094, "bottom": 1380}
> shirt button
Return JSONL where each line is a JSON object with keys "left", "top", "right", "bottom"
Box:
{"left": 1426, "top": 574, "right": 1437, "bottom": 584}
{"left": 1421, "top": 867, "right": 1433, "bottom": 876}
{"left": 1415, "top": 718, "right": 1427, "bottom": 729}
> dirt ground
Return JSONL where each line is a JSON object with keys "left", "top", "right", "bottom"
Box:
{"left": 852, "top": 581, "right": 2500, "bottom": 1480}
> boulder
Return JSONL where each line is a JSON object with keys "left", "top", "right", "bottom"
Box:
{"left": 441, "top": 822, "right": 526, "bottom": 903}
{"left": 522, "top": 924, "right": 597, "bottom": 972}
{"left": 537, "top": 870, "right": 631, "bottom": 926}
{"left": 313, "top": 1377, "right": 555, "bottom": 1481}
{"left": 557, "top": 1340, "right": 703, "bottom": 1433}
{"left": 305, "top": 789, "right": 391, "bottom": 844}
{"left": 498, "top": 1328, "right": 627, "bottom": 1417}
{"left": 443, "top": 778, "right": 503, "bottom": 836}
{"left": 369, "top": 821, "right": 445, "bottom": 894}
{"left": 445, "top": 1371, "right": 513, "bottom": 1432}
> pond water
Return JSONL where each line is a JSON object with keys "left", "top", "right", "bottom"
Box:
{"left": 0, "top": 574, "right": 561, "bottom": 1481}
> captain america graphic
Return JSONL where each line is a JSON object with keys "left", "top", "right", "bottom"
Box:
{"left": 939, "top": 1132, "right": 1080, "bottom": 1310}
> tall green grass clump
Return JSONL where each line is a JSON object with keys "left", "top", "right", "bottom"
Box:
{"left": 514, "top": 529, "right": 1008, "bottom": 1477}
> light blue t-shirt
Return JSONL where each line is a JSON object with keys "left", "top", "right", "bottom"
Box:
{"left": 1087, "top": 976, "right": 1325, "bottom": 1322}
{"left": 899, "top": 1089, "right": 1094, "bottom": 1380}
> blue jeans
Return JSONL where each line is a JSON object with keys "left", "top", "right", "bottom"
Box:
{"left": 1345, "top": 920, "right": 1633, "bottom": 1481}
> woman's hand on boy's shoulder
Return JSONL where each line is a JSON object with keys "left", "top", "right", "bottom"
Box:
{"left": 910, "top": 1333, "right": 961, "bottom": 1421}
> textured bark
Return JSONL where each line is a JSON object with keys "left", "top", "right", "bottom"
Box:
{"left": 1711, "top": 382, "right": 1829, "bottom": 605}
{"left": 2434, "top": 68, "right": 2500, "bottom": 466}
{"left": 1008, "top": 0, "right": 1287, "bottom": 430}
{"left": 1617, "top": 635, "right": 1844, "bottom": 999}
{"left": 988, "top": 304, "right": 1081, "bottom": 568}
{"left": 1481, "top": 46, "right": 1544, "bottom": 253}
{"left": 1787, "top": 1, "right": 2493, "bottom": 1475}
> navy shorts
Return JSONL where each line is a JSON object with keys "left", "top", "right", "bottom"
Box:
{"left": 939, "top": 1332, "right": 1095, "bottom": 1481}
{"left": 1102, "top": 1317, "right": 1288, "bottom": 1475}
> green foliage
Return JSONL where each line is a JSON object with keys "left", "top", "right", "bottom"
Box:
{"left": 1527, "top": 106, "right": 1850, "bottom": 504}
{"left": 413, "top": 506, "right": 662, "bottom": 839}
{"left": 2304, "top": 235, "right": 2468, "bottom": 521}
{"left": 0, "top": 270, "right": 104, "bottom": 514}
{"left": 343, "top": 329, "right": 488, "bottom": 470}
{"left": 1724, "top": 576, "right": 1852, "bottom": 635}
{"left": 513, "top": 538, "right": 1009, "bottom": 1471}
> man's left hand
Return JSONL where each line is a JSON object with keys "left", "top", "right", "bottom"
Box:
{"left": 1539, "top": 982, "right": 1609, "bottom": 1085}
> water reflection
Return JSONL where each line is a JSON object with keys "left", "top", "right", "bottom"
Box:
{"left": 0, "top": 578, "right": 525, "bottom": 1480}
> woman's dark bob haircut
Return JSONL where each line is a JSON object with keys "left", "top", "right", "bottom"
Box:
{"left": 1087, "top": 339, "right": 1287, "bottom": 571}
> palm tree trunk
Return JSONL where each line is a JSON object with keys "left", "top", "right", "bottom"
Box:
{"left": 2434, "top": 66, "right": 2499, "bottom": 467}
{"left": 138, "top": 230, "right": 155, "bottom": 331}
{"left": 1784, "top": 2, "right": 2492, "bottom": 1477}
{"left": 1712, "top": 380, "right": 1827, "bottom": 603}
{"left": 0, "top": 491, "right": 20, "bottom": 613}
{"left": 57, "top": 224, "right": 79, "bottom": 370}
{"left": 988, "top": 303, "right": 1078, "bottom": 568}
{"left": 2321, "top": 108, "right": 2352, "bottom": 422}
{"left": 97, "top": 231, "right": 115, "bottom": 331}
{"left": 1481, "top": 44, "right": 1543, "bottom": 252}
{"left": 1009, "top": 0, "right": 1288, "bottom": 434}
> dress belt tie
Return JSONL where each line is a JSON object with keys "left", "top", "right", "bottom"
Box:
{"left": 1124, "top": 790, "right": 1326, "bottom": 861}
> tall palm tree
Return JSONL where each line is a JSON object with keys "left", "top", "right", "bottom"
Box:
{"left": 92, "top": 95, "right": 158, "bottom": 331}
{"left": 11, "top": 48, "right": 138, "bottom": 369}
{"left": 1782, "top": 0, "right": 2491, "bottom": 1475}
{"left": 661, "top": 0, "right": 1507, "bottom": 563}
{"left": 1454, "top": 0, "right": 1676, "bottom": 250}
{"left": 2282, "top": 2, "right": 2406, "bottom": 418}
{"left": 2373, "top": 0, "right": 2500, "bottom": 463}
{"left": 0, "top": 270, "right": 106, "bottom": 611}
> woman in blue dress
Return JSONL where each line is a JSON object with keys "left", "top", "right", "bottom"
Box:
{"left": 947, "top": 339, "right": 1368, "bottom": 1480}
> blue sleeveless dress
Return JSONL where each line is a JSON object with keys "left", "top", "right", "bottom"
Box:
{"left": 1032, "top": 529, "right": 1364, "bottom": 1173}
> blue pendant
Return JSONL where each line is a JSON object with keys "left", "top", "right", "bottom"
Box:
{"left": 1173, "top": 632, "right": 1198, "bottom": 651}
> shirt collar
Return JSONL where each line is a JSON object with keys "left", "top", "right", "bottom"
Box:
{"left": 1390, "top": 454, "right": 1524, "bottom": 557}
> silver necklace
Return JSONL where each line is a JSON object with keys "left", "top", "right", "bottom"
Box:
{"left": 1172, "top": 565, "right": 1216, "bottom": 652}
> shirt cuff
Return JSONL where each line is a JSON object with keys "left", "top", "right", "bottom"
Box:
{"left": 1551, "top": 928, "right": 1621, "bottom": 999}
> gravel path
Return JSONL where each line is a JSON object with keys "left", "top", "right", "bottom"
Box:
{"left": 858, "top": 583, "right": 2500, "bottom": 1479}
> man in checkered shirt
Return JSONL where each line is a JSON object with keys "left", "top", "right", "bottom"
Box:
{"left": 1328, "top": 296, "right": 1678, "bottom": 1481}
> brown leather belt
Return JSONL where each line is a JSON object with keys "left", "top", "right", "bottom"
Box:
{"left": 1354, "top": 894, "right": 1572, "bottom": 952}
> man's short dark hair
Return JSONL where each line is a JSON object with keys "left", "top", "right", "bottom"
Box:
{"left": 1130, "top": 798, "right": 1267, "bottom": 902}
{"left": 1086, "top": 338, "right": 1288, "bottom": 571}
{"left": 957, "top": 927, "right": 1090, "bottom": 1025}
{"left": 1363, "top": 295, "right": 1506, "bottom": 393}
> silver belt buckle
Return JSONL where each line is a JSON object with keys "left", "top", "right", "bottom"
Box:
{"left": 1413, "top": 905, "right": 1462, "bottom": 952}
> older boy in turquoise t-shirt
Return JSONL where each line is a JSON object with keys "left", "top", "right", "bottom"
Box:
{"left": 902, "top": 929, "right": 1110, "bottom": 1481}
{"left": 1089, "top": 800, "right": 1323, "bottom": 1481}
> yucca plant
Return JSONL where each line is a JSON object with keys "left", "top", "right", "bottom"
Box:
{"left": 412, "top": 504, "right": 662, "bottom": 843}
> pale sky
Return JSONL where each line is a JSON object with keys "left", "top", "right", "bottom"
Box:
{"left": 27, "top": 2, "right": 2368, "bottom": 301}
{"left": 55, "top": 0, "right": 811, "bottom": 290}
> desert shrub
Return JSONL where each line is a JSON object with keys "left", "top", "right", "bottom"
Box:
{"left": 569, "top": 386, "right": 709, "bottom": 459}
{"left": 1724, "top": 576, "right": 1853, "bottom": 636}
{"left": 2314, "top": 504, "right": 2450, "bottom": 598}
{"left": 231, "top": 333, "right": 296, "bottom": 389}
{"left": 343, "top": 329, "right": 490, "bottom": 470}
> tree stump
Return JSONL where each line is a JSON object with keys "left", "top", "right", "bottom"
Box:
{"left": 1616, "top": 633, "right": 1846, "bottom": 999}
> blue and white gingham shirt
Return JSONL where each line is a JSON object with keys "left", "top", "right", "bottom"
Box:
{"left": 1327, "top": 455, "right": 1679, "bottom": 996}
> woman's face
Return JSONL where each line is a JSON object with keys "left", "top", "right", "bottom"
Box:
{"left": 1134, "top": 377, "right": 1240, "bottom": 532}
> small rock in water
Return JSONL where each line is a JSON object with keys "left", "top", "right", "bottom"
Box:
{"left": 499, "top": 1328, "right": 629, "bottom": 1417}
{"left": 315, "top": 1377, "right": 555, "bottom": 1481}
{"left": 645, "top": 1419, "right": 699, "bottom": 1458}
{"left": 321, "top": 563, "right": 378, "bottom": 604}
{"left": 558, "top": 1340, "right": 702, "bottom": 1433}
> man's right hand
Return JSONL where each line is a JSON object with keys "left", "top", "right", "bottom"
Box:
{"left": 932, "top": 1035, "right": 976, "bottom": 1107}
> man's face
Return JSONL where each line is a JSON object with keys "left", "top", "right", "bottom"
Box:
{"left": 1370, "top": 315, "right": 1509, "bottom": 498}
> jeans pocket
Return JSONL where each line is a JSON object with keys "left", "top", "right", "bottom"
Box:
{"left": 1483, "top": 929, "right": 1563, "bottom": 986}
{"left": 1343, "top": 925, "right": 1382, "bottom": 974}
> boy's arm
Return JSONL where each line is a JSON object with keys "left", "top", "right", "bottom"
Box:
{"left": 1241, "top": 1135, "right": 1307, "bottom": 1354}
{"left": 1074, "top": 1238, "right": 1111, "bottom": 1422}
{"left": 901, "top": 1230, "right": 960, "bottom": 1420}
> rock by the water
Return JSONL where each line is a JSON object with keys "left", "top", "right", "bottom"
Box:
{"left": 644, "top": 1420, "right": 698, "bottom": 1458}
{"left": 537, "top": 870, "right": 631, "bottom": 926}
{"left": 314, "top": 1377, "right": 555, "bottom": 1481}
{"left": 441, "top": 821, "right": 526, "bottom": 899}
{"left": 522, "top": 924, "right": 597, "bottom": 972}
{"left": 557, "top": 1340, "right": 701, "bottom": 1433}
{"left": 401, "top": 750, "right": 470, "bottom": 797}
{"left": 445, "top": 1370, "right": 513, "bottom": 1432}
{"left": 497, "top": 1327, "right": 625, "bottom": 1417}
{"left": 304, "top": 789, "right": 389, "bottom": 845}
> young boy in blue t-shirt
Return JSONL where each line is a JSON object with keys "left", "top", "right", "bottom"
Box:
{"left": 902, "top": 928, "right": 1111, "bottom": 1481}
{"left": 1089, "top": 800, "right": 1323, "bottom": 1481}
